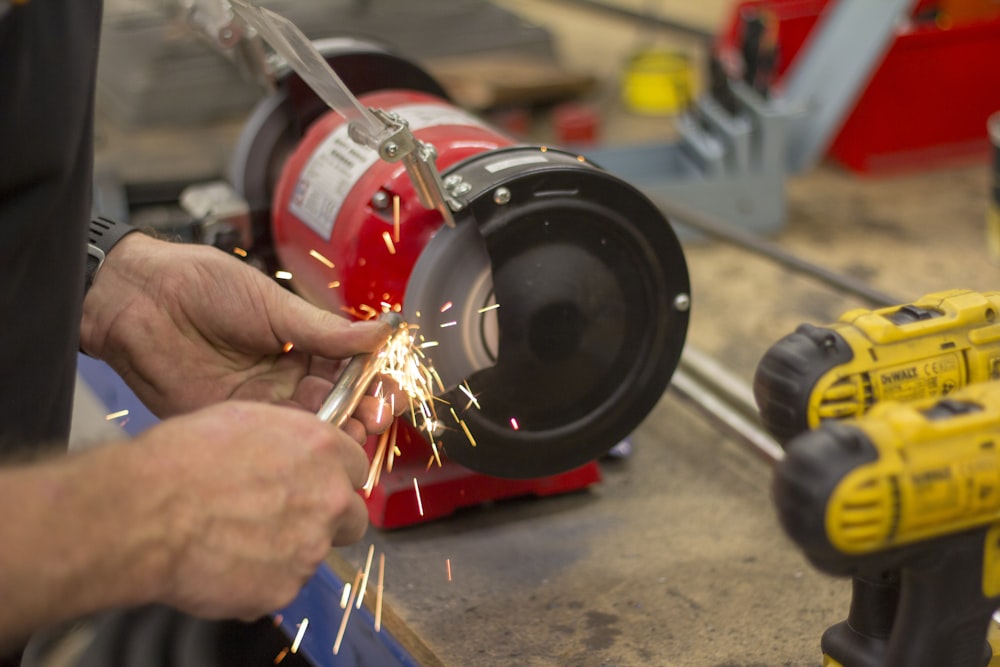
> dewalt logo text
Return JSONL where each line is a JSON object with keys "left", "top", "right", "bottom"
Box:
{"left": 880, "top": 367, "right": 918, "bottom": 384}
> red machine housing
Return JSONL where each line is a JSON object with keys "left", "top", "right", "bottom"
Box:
{"left": 270, "top": 89, "right": 601, "bottom": 529}
{"left": 272, "top": 90, "right": 509, "bottom": 314}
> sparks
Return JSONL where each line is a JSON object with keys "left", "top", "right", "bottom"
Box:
{"left": 290, "top": 618, "right": 308, "bottom": 653}
{"left": 334, "top": 571, "right": 363, "bottom": 655}
{"left": 392, "top": 195, "right": 401, "bottom": 243}
{"left": 440, "top": 301, "right": 453, "bottom": 313}
{"left": 430, "top": 367, "right": 446, "bottom": 393}
{"left": 382, "top": 231, "right": 396, "bottom": 255}
{"left": 386, "top": 421, "right": 399, "bottom": 472}
{"left": 459, "top": 381, "right": 481, "bottom": 410}
{"left": 446, "top": 558, "right": 453, "bottom": 582}
{"left": 430, "top": 440, "right": 443, "bottom": 467}
{"left": 308, "top": 249, "right": 335, "bottom": 268}
{"left": 356, "top": 544, "right": 376, "bottom": 610}
{"left": 460, "top": 419, "right": 477, "bottom": 447}
{"left": 377, "top": 321, "right": 447, "bottom": 442}
{"left": 345, "top": 309, "right": 483, "bottom": 495}
{"left": 440, "top": 321, "right": 457, "bottom": 328}
{"left": 233, "top": 247, "right": 248, "bottom": 258}
{"left": 273, "top": 647, "right": 289, "bottom": 664}
{"left": 478, "top": 303, "right": 500, "bottom": 313}
{"left": 413, "top": 477, "right": 424, "bottom": 516}
{"left": 510, "top": 417, "right": 520, "bottom": 430}
{"left": 364, "top": 428, "right": 391, "bottom": 497}
{"left": 419, "top": 341, "right": 440, "bottom": 349}
{"left": 339, "top": 583, "right": 352, "bottom": 609}
{"left": 105, "top": 409, "right": 129, "bottom": 421}
{"left": 327, "top": 280, "right": 341, "bottom": 288}
{"left": 374, "top": 553, "right": 386, "bottom": 632}
{"left": 373, "top": 381, "right": 387, "bottom": 425}
{"left": 282, "top": 341, "right": 294, "bottom": 353}
{"left": 274, "top": 270, "right": 293, "bottom": 281}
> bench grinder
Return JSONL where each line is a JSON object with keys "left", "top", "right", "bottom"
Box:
{"left": 210, "top": 28, "right": 691, "bottom": 527}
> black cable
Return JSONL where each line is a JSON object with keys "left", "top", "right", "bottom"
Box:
{"left": 655, "top": 197, "right": 903, "bottom": 309}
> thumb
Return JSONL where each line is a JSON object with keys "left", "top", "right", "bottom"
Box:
{"left": 274, "top": 292, "right": 392, "bottom": 360}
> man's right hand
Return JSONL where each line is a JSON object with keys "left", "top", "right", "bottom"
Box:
{"left": 132, "top": 401, "right": 371, "bottom": 620}
{"left": 0, "top": 400, "right": 372, "bottom": 650}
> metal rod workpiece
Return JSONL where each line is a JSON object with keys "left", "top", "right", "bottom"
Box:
{"left": 316, "top": 312, "right": 405, "bottom": 427}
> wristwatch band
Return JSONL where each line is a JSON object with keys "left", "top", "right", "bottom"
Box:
{"left": 85, "top": 216, "right": 137, "bottom": 294}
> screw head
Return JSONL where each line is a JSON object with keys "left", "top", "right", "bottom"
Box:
{"left": 673, "top": 293, "right": 691, "bottom": 312}
{"left": 493, "top": 187, "right": 512, "bottom": 205}
{"left": 370, "top": 191, "right": 390, "bottom": 210}
{"left": 384, "top": 142, "right": 399, "bottom": 158}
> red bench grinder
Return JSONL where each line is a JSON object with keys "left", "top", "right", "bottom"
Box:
{"left": 226, "top": 40, "right": 691, "bottom": 528}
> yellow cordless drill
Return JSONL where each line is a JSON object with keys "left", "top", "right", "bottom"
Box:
{"left": 773, "top": 382, "right": 1000, "bottom": 667}
{"left": 755, "top": 289, "right": 1000, "bottom": 445}
{"left": 754, "top": 289, "right": 1000, "bottom": 666}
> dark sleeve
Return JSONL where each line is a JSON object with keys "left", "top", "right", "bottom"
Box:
{"left": 0, "top": 0, "right": 104, "bottom": 455}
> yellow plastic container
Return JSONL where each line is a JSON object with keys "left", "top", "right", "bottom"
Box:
{"left": 621, "top": 49, "right": 695, "bottom": 116}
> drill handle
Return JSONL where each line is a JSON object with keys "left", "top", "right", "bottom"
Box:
{"left": 884, "top": 529, "right": 996, "bottom": 667}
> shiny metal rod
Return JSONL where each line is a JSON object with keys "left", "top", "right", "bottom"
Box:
{"left": 671, "top": 346, "right": 785, "bottom": 464}
{"left": 316, "top": 312, "right": 404, "bottom": 427}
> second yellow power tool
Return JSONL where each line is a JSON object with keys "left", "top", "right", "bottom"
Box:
{"left": 774, "top": 381, "right": 1000, "bottom": 667}
{"left": 755, "top": 289, "right": 1000, "bottom": 445}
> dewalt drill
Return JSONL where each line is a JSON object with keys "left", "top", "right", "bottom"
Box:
{"left": 755, "top": 289, "right": 1000, "bottom": 445}
{"left": 754, "top": 289, "right": 1000, "bottom": 666}
{"left": 773, "top": 382, "right": 1000, "bottom": 667}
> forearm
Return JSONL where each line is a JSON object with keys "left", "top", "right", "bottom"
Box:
{"left": 0, "top": 443, "right": 172, "bottom": 651}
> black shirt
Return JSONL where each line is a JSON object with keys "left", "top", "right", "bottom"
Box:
{"left": 0, "top": 0, "right": 103, "bottom": 456}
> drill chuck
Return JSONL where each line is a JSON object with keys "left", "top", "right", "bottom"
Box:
{"left": 754, "top": 324, "right": 855, "bottom": 445}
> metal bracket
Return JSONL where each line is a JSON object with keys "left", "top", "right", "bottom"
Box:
{"left": 587, "top": 0, "right": 917, "bottom": 235}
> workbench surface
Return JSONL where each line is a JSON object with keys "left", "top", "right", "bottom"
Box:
{"left": 81, "top": 2, "right": 999, "bottom": 665}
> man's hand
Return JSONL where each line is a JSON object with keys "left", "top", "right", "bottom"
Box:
{"left": 0, "top": 401, "right": 372, "bottom": 647}
{"left": 80, "top": 233, "right": 396, "bottom": 442}
{"left": 133, "top": 401, "right": 371, "bottom": 618}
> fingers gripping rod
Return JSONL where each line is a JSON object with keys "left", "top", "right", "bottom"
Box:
{"left": 316, "top": 312, "right": 405, "bottom": 427}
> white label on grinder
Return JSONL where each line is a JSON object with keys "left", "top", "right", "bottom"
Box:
{"left": 289, "top": 103, "right": 490, "bottom": 241}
